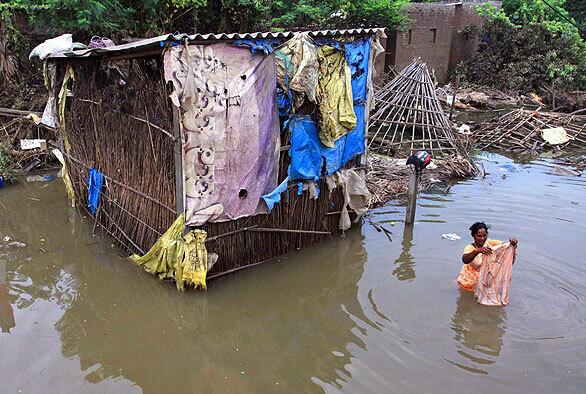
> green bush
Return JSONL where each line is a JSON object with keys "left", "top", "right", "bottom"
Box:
{"left": 461, "top": 0, "right": 586, "bottom": 93}
{"left": 1, "top": 0, "right": 407, "bottom": 37}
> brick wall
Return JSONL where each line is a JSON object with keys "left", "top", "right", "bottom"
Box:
{"left": 449, "top": 4, "right": 487, "bottom": 74}
{"left": 382, "top": 2, "right": 500, "bottom": 85}
{"left": 392, "top": 3, "right": 456, "bottom": 84}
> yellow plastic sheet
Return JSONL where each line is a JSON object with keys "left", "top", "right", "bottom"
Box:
{"left": 57, "top": 65, "right": 76, "bottom": 205}
{"left": 317, "top": 46, "right": 356, "bottom": 148}
{"left": 58, "top": 65, "right": 75, "bottom": 154}
{"left": 128, "top": 214, "right": 208, "bottom": 290}
{"left": 178, "top": 230, "right": 208, "bottom": 289}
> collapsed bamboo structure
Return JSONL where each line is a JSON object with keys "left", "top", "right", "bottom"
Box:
{"left": 369, "top": 59, "right": 459, "bottom": 157}
{"left": 474, "top": 108, "right": 586, "bottom": 153}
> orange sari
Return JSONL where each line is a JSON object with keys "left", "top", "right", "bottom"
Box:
{"left": 457, "top": 239, "right": 502, "bottom": 291}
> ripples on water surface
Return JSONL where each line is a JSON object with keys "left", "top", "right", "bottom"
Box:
{"left": 0, "top": 153, "right": 585, "bottom": 393}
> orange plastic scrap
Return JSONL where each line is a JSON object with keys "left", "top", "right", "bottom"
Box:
{"left": 475, "top": 242, "right": 516, "bottom": 306}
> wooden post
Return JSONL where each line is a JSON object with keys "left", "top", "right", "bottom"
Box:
{"left": 405, "top": 169, "right": 421, "bottom": 225}
{"left": 172, "top": 106, "right": 184, "bottom": 216}
{"left": 449, "top": 75, "right": 460, "bottom": 121}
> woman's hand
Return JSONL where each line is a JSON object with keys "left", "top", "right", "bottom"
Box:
{"left": 477, "top": 246, "right": 493, "bottom": 255}
{"left": 509, "top": 237, "right": 518, "bottom": 247}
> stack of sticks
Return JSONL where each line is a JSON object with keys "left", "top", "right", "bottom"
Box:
{"left": 369, "top": 59, "right": 460, "bottom": 157}
{"left": 64, "top": 59, "right": 178, "bottom": 254}
{"left": 366, "top": 154, "right": 477, "bottom": 207}
{"left": 474, "top": 108, "right": 586, "bottom": 153}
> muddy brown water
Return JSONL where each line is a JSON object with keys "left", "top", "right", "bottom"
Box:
{"left": 1, "top": 153, "right": 585, "bottom": 393}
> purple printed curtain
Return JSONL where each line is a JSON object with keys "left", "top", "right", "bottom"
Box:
{"left": 164, "top": 43, "right": 280, "bottom": 225}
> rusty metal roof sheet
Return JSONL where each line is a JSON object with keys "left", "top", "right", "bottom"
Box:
{"left": 48, "top": 28, "right": 386, "bottom": 59}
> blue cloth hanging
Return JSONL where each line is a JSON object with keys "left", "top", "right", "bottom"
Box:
{"left": 345, "top": 38, "right": 371, "bottom": 104}
{"left": 87, "top": 167, "right": 104, "bottom": 214}
{"left": 261, "top": 177, "right": 290, "bottom": 211}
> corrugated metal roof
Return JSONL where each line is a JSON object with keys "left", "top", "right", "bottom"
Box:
{"left": 48, "top": 28, "right": 386, "bottom": 59}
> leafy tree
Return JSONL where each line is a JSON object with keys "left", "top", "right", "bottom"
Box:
{"left": 23, "top": 0, "right": 135, "bottom": 35}
{"left": 462, "top": 0, "right": 586, "bottom": 92}
{"left": 2, "top": 0, "right": 407, "bottom": 37}
{"left": 564, "top": 0, "right": 586, "bottom": 30}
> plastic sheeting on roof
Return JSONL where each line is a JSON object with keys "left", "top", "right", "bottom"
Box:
{"left": 47, "top": 28, "right": 385, "bottom": 59}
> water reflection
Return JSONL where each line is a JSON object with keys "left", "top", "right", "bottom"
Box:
{"left": 393, "top": 224, "right": 416, "bottom": 281}
{"left": 0, "top": 259, "right": 15, "bottom": 333}
{"left": 51, "top": 229, "right": 370, "bottom": 392}
{"left": 2, "top": 153, "right": 586, "bottom": 392}
{"left": 448, "top": 291, "right": 507, "bottom": 374}
{"left": 0, "top": 177, "right": 372, "bottom": 393}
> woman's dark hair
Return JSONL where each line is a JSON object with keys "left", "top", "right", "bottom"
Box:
{"left": 469, "top": 221, "right": 489, "bottom": 235}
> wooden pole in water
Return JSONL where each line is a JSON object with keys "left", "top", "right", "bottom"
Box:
{"left": 405, "top": 169, "right": 421, "bottom": 225}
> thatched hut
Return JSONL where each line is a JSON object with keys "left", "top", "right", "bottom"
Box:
{"left": 42, "top": 29, "right": 385, "bottom": 289}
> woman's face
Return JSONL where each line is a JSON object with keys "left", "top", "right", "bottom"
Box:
{"left": 473, "top": 228, "right": 488, "bottom": 246}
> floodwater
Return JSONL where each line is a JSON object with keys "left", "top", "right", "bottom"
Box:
{"left": 1, "top": 153, "right": 585, "bottom": 393}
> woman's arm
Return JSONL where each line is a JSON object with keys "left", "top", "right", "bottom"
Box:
{"left": 462, "top": 246, "right": 492, "bottom": 266}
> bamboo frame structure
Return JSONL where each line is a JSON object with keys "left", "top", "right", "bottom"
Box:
{"left": 369, "top": 59, "right": 459, "bottom": 157}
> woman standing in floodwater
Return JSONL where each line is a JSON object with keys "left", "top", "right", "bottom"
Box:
{"left": 457, "top": 222, "right": 518, "bottom": 291}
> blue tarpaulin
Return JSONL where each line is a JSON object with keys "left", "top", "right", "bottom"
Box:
{"left": 261, "top": 177, "right": 290, "bottom": 211}
{"left": 285, "top": 37, "right": 371, "bottom": 180}
{"left": 288, "top": 112, "right": 366, "bottom": 180}
{"left": 288, "top": 116, "right": 323, "bottom": 180}
{"left": 345, "top": 38, "right": 371, "bottom": 104}
{"left": 232, "top": 39, "right": 282, "bottom": 54}
{"left": 87, "top": 167, "right": 104, "bottom": 214}
{"left": 341, "top": 104, "right": 366, "bottom": 166}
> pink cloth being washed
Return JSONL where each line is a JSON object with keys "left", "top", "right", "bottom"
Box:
{"left": 475, "top": 242, "right": 516, "bottom": 306}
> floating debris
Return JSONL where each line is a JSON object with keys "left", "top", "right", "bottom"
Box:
{"left": 441, "top": 233, "right": 461, "bottom": 241}
{"left": 1, "top": 236, "right": 26, "bottom": 248}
